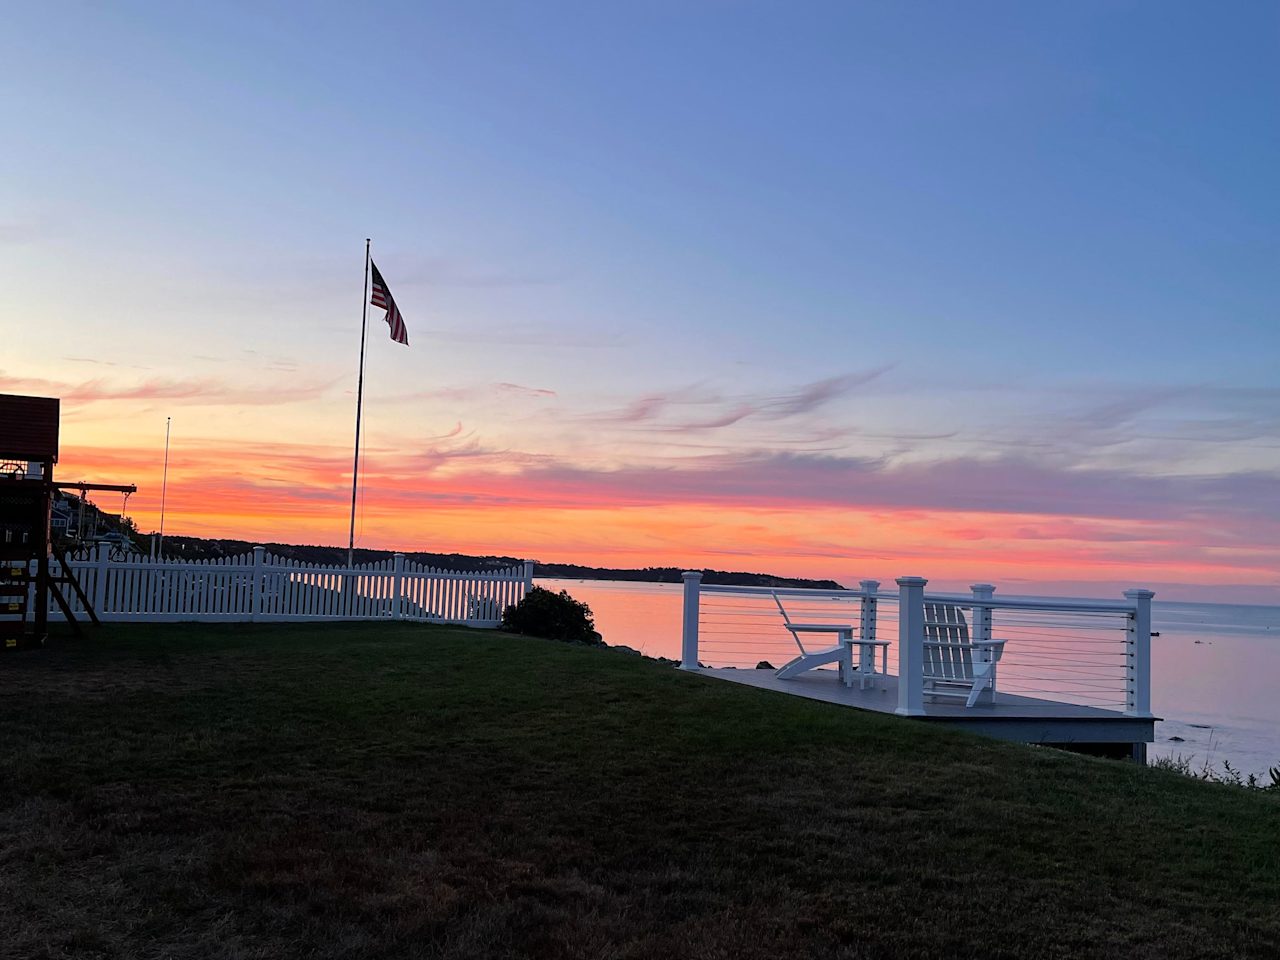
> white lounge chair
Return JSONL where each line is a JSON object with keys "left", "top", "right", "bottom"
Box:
{"left": 772, "top": 593, "right": 890, "bottom": 689}
{"left": 922, "top": 602, "right": 1006, "bottom": 707}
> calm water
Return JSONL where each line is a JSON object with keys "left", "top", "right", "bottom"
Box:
{"left": 539, "top": 578, "right": 1280, "bottom": 777}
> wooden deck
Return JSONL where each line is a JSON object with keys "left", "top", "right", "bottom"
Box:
{"left": 699, "top": 667, "right": 1157, "bottom": 751}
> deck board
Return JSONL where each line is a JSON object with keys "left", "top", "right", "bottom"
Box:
{"left": 698, "top": 667, "right": 1157, "bottom": 745}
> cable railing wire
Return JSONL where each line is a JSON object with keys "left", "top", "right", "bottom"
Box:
{"left": 695, "top": 589, "right": 1139, "bottom": 712}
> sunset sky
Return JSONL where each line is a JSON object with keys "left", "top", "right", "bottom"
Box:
{"left": 4, "top": 2, "right": 1278, "bottom": 600}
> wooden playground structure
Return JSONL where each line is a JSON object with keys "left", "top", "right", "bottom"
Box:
{"left": 0, "top": 393, "right": 136, "bottom": 649}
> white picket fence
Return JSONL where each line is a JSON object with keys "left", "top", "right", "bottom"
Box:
{"left": 44, "top": 544, "right": 534, "bottom": 626}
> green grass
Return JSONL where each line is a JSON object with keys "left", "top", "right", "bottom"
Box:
{"left": 1, "top": 623, "right": 1277, "bottom": 959}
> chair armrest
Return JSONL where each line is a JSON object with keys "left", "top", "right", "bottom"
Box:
{"left": 787, "top": 623, "right": 855, "bottom": 633}
{"left": 923, "top": 639, "right": 1004, "bottom": 662}
{"left": 973, "top": 638, "right": 1007, "bottom": 662}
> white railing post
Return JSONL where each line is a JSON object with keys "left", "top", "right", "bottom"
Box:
{"left": 391, "top": 553, "right": 404, "bottom": 620}
{"left": 970, "top": 583, "right": 996, "bottom": 705}
{"left": 895, "top": 576, "right": 927, "bottom": 716}
{"left": 523, "top": 560, "right": 535, "bottom": 597}
{"left": 93, "top": 541, "right": 110, "bottom": 617}
{"left": 1124, "top": 589, "right": 1155, "bottom": 717}
{"left": 250, "top": 546, "right": 264, "bottom": 622}
{"left": 680, "top": 571, "right": 703, "bottom": 670}
{"left": 858, "top": 579, "right": 880, "bottom": 677}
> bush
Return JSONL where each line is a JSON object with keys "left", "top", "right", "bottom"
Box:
{"left": 1151, "top": 754, "right": 1280, "bottom": 792}
{"left": 501, "top": 587, "right": 601, "bottom": 645}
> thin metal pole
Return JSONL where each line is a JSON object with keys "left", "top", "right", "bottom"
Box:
{"left": 348, "top": 239, "right": 371, "bottom": 567}
{"left": 157, "top": 416, "right": 171, "bottom": 558}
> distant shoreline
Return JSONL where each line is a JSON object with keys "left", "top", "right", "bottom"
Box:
{"left": 135, "top": 533, "right": 845, "bottom": 591}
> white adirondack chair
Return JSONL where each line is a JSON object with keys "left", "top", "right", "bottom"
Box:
{"left": 771, "top": 593, "right": 891, "bottom": 689}
{"left": 772, "top": 592, "right": 854, "bottom": 684}
{"left": 922, "top": 602, "right": 1006, "bottom": 707}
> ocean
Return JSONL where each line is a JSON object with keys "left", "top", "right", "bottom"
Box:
{"left": 537, "top": 578, "right": 1280, "bottom": 778}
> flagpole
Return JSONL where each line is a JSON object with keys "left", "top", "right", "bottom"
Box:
{"left": 348, "top": 238, "right": 371, "bottom": 567}
{"left": 157, "top": 416, "right": 171, "bottom": 559}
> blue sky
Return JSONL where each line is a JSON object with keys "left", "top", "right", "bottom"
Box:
{"left": 3, "top": 2, "right": 1278, "bottom": 597}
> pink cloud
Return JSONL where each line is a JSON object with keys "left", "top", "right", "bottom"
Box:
{"left": 0, "top": 373, "right": 336, "bottom": 406}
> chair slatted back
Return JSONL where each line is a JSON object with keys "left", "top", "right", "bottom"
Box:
{"left": 772, "top": 592, "right": 806, "bottom": 654}
{"left": 923, "top": 602, "right": 971, "bottom": 682}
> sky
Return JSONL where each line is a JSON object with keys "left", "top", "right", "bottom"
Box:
{"left": 3, "top": 1, "right": 1278, "bottom": 601}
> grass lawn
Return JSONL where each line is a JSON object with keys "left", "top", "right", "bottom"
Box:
{"left": 1, "top": 623, "right": 1277, "bottom": 959}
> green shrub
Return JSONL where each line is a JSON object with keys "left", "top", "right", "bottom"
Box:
{"left": 501, "top": 587, "right": 601, "bottom": 645}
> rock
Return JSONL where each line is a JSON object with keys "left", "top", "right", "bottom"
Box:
{"left": 756, "top": 660, "right": 775, "bottom": 670}
{"left": 611, "top": 645, "right": 642, "bottom": 656}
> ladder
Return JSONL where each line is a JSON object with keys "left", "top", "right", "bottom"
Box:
{"left": 0, "top": 559, "right": 29, "bottom": 650}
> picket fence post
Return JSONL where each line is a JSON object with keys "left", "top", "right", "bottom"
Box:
{"left": 250, "top": 546, "right": 264, "bottom": 622}
{"left": 392, "top": 553, "right": 405, "bottom": 620}
{"left": 93, "top": 541, "right": 110, "bottom": 617}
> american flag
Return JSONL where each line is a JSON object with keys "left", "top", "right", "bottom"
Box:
{"left": 369, "top": 261, "right": 409, "bottom": 345}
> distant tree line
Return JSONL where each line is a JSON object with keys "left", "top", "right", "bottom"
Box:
{"left": 130, "top": 534, "right": 844, "bottom": 588}
{"left": 533, "top": 562, "right": 844, "bottom": 590}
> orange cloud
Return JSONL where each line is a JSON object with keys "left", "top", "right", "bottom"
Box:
{"left": 51, "top": 435, "right": 1280, "bottom": 599}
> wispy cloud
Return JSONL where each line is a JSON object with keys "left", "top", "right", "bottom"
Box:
{"left": 589, "top": 368, "right": 892, "bottom": 433}
{"left": 61, "top": 356, "right": 151, "bottom": 371}
{"left": 0, "top": 373, "right": 337, "bottom": 407}
{"left": 603, "top": 396, "right": 670, "bottom": 423}
{"left": 496, "top": 382, "right": 557, "bottom": 398}
{"left": 391, "top": 382, "right": 558, "bottom": 403}
{"left": 661, "top": 405, "right": 756, "bottom": 431}
{"left": 760, "top": 368, "right": 894, "bottom": 419}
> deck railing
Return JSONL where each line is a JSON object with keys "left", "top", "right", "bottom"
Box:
{"left": 41, "top": 544, "right": 534, "bottom": 626}
{"left": 680, "top": 573, "right": 1154, "bottom": 718}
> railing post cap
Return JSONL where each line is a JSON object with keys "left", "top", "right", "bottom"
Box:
{"left": 970, "top": 583, "right": 996, "bottom": 594}
{"left": 896, "top": 576, "right": 928, "bottom": 587}
{"left": 859, "top": 578, "right": 881, "bottom": 590}
{"left": 682, "top": 571, "right": 703, "bottom": 582}
{"left": 1124, "top": 588, "right": 1156, "bottom": 600}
